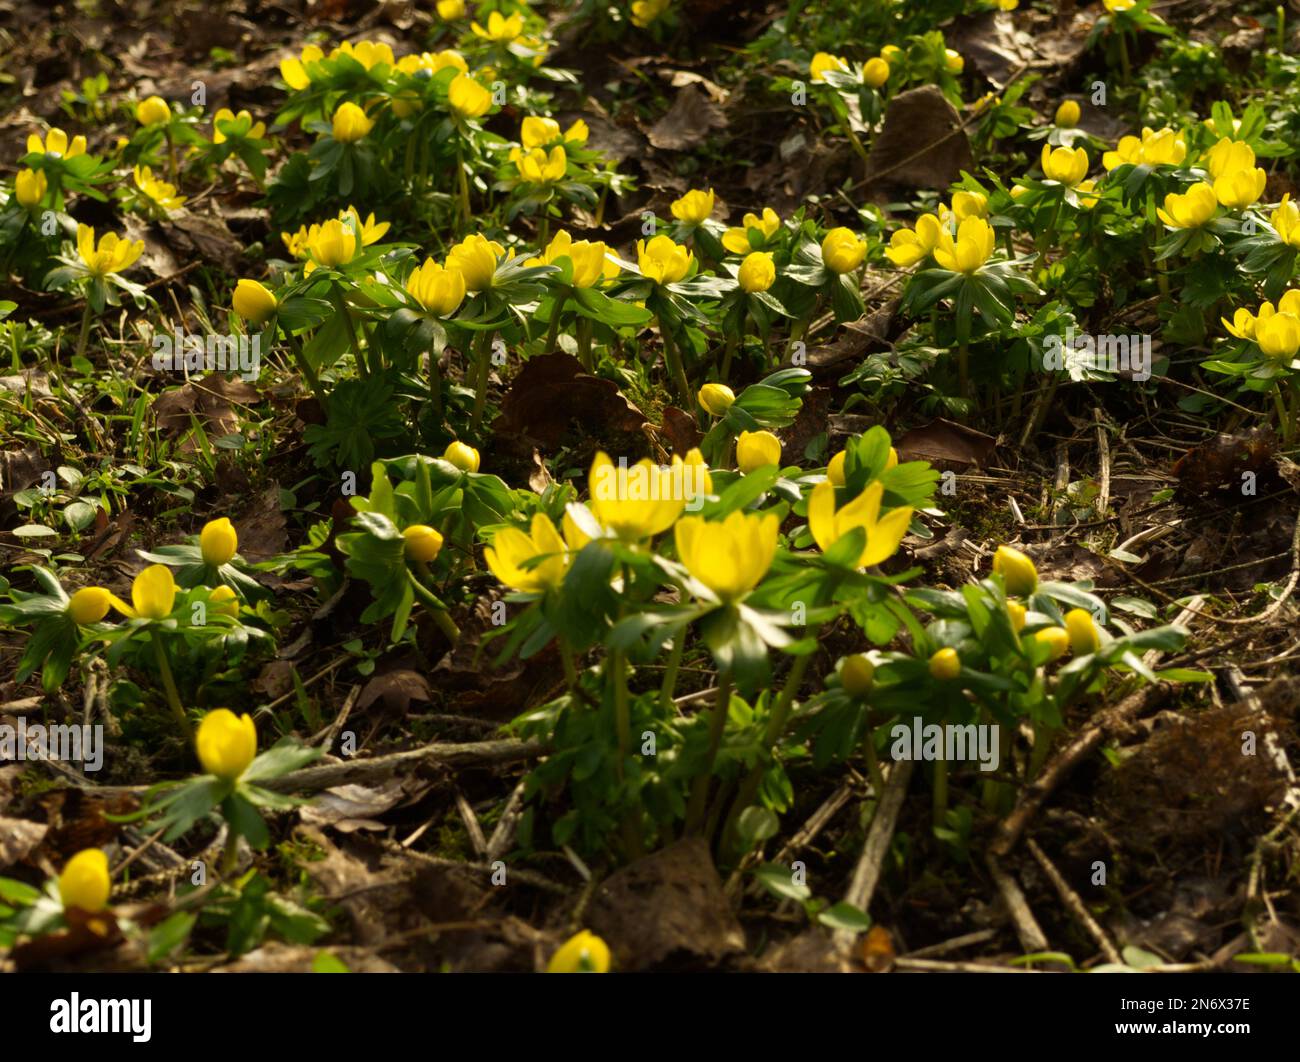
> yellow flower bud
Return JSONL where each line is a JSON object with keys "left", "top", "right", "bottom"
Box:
{"left": 69, "top": 586, "right": 111, "bottom": 625}
{"left": 929, "top": 647, "right": 961, "bottom": 681}
{"left": 14, "top": 168, "right": 46, "bottom": 208}
{"left": 406, "top": 258, "right": 467, "bottom": 316}
{"left": 1064, "top": 608, "right": 1099, "bottom": 654}
{"left": 448, "top": 74, "right": 492, "bottom": 119}
{"left": 200, "top": 517, "right": 238, "bottom": 566}
{"left": 1034, "top": 625, "right": 1070, "bottom": 662}
{"left": 1055, "top": 100, "right": 1081, "bottom": 128}
{"left": 443, "top": 440, "right": 481, "bottom": 472}
{"left": 209, "top": 585, "right": 239, "bottom": 617}
{"left": 446, "top": 234, "right": 503, "bottom": 291}
{"left": 404, "top": 524, "right": 445, "bottom": 563}
{"left": 821, "top": 227, "right": 867, "bottom": 274}
{"left": 195, "top": 708, "right": 258, "bottom": 780}
{"left": 136, "top": 95, "right": 171, "bottom": 126}
{"left": 737, "top": 251, "right": 776, "bottom": 293}
{"left": 698, "top": 382, "right": 735, "bottom": 417}
{"left": 992, "top": 545, "right": 1038, "bottom": 596}
{"left": 59, "top": 849, "right": 111, "bottom": 913}
{"left": 827, "top": 450, "right": 847, "bottom": 485}
{"left": 547, "top": 929, "right": 611, "bottom": 973}
{"left": 331, "top": 101, "right": 374, "bottom": 142}
{"left": 863, "top": 57, "right": 890, "bottom": 89}
{"left": 944, "top": 49, "right": 964, "bottom": 74}
{"left": 881, "top": 45, "right": 903, "bottom": 64}
{"left": 840, "top": 653, "right": 875, "bottom": 696}
{"left": 1006, "top": 600, "right": 1026, "bottom": 633}
{"left": 232, "top": 279, "right": 277, "bottom": 325}
{"left": 736, "top": 430, "right": 781, "bottom": 473}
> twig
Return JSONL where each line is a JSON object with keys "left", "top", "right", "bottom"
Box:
{"left": 1026, "top": 837, "right": 1122, "bottom": 965}
{"left": 987, "top": 852, "right": 1049, "bottom": 954}
{"left": 833, "top": 760, "right": 914, "bottom": 952}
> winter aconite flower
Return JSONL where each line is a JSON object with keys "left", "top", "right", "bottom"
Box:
{"left": 136, "top": 95, "right": 171, "bottom": 126}
{"left": 1256, "top": 313, "right": 1300, "bottom": 359}
{"left": 809, "top": 480, "right": 913, "bottom": 568}
{"left": 447, "top": 234, "right": 504, "bottom": 291}
{"left": 209, "top": 585, "right": 239, "bottom": 618}
{"left": 69, "top": 586, "right": 112, "bottom": 625}
{"left": 471, "top": 11, "right": 524, "bottom": 43}
{"left": 437, "top": 0, "right": 466, "bottom": 17}
{"left": 332, "top": 101, "right": 374, "bottom": 142}
{"left": 1064, "top": 608, "right": 1100, "bottom": 654}
{"left": 588, "top": 452, "right": 684, "bottom": 541}
{"left": 738, "top": 251, "right": 776, "bottom": 293}
{"left": 1103, "top": 126, "right": 1186, "bottom": 170}
{"left": 306, "top": 218, "right": 358, "bottom": 270}
{"left": 950, "top": 191, "right": 988, "bottom": 221}
{"left": 884, "top": 214, "right": 944, "bottom": 268}
{"left": 810, "top": 52, "right": 849, "bottom": 83}
{"left": 944, "top": 49, "right": 964, "bottom": 74}
{"left": 934, "top": 217, "right": 995, "bottom": 274}
{"left": 14, "top": 168, "right": 46, "bottom": 208}
{"left": 201, "top": 518, "right": 238, "bottom": 566}
{"left": 1034, "top": 626, "right": 1070, "bottom": 661}
{"left": 992, "top": 545, "right": 1037, "bottom": 595}
{"left": 448, "top": 75, "right": 493, "bottom": 119}
{"left": 1271, "top": 195, "right": 1300, "bottom": 249}
{"left": 840, "top": 654, "right": 875, "bottom": 696}
{"left": 111, "top": 564, "right": 177, "bottom": 620}
{"left": 1055, "top": 100, "right": 1080, "bottom": 127}
{"left": 59, "top": 849, "right": 111, "bottom": 913}
{"left": 1214, "top": 167, "right": 1265, "bottom": 210}
{"left": 827, "top": 446, "right": 897, "bottom": 485}
{"left": 27, "top": 127, "right": 86, "bottom": 159}
{"left": 233, "top": 279, "right": 278, "bottom": 325}
{"left": 671, "top": 188, "right": 716, "bottom": 226}
{"left": 513, "top": 145, "right": 566, "bottom": 183}
{"left": 722, "top": 208, "right": 782, "bottom": 254}
{"left": 547, "top": 930, "right": 610, "bottom": 973}
{"left": 280, "top": 44, "right": 324, "bottom": 90}
{"left": 133, "top": 165, "right": 186, "bottom": 211}
{"left": 736, "top": 430, "right": 781, "bottom": 473}
{"left": 821, "top": 228, "right": 867, "bottom": 273}
{"left": 403, "top": 525, "right": 445, "bottom": 563}
{"left": 698, "top": 382, "right": 735, "bottom": 416}
{"left": 929, "top": 647, "right": 961, "bottom": 681}
{"left": 196, "top": 708, "right": 258, "bottom": 780}
{"left": 675, "top": 510, "right": 779, "bottom": 602}
{"left": 212, "top": 108, "right": 266, "bottom": 143}
{"left": 1104, "top": 0, "right": 1135, "bottom": 11}
{"left": 485, "top": 513, "right": 576, "bottom": 592}
{"left": 527, "top": 231, "right": 618, "bottom": 288}
{"left": 637, "top": 235, "right": 693, "bottom": 285}
{"left": 1040, "top": 144, "right": 1089, "bottom": 187}
{"left": 444, "top": 441, "right": 481, "bottom": 472}
{"left": 1156, "top": 182, "right": 1217, "bottom": 229}
{"left": 76, "top": 225, "right": 144, "bottom": 279}
{"left": 863, "top": 57, "right": 890, "bottom": 88}
{"left": 406, "top": 258, "right": 467, "bottom": 315}
{"left": 521, "top": 116, "right": 588, "bottom": 150}
{"left": 1007, "top": 600, "right": 1027, "bottom": 632}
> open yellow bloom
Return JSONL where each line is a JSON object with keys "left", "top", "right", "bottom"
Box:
{"left": 69, "top": 586, "right": 112, "bottom": 625}
{"left": 472, "top": 11, "right": 524, "bottom": 42}
{"left": 722, "top": 207, "right": 781, "bottom": 254}
{"left": 1221, "top": 306, "right": 1257, "bottom": 340}
{"left": 1271, "top": 195, "right": 1300, "bottom": 249}
{"left": 280, "top": 44, "right": 323, "bottom": 90}
{"left": 76, "top": 224, "right": 144, "bottom": 278}
{"left": 200, "top": 518, "right": 238, "bottom": 566}
{"left": 588, "top": 451, "right": 684, "bottom": 540}
{"left": 821, "top": 227, "right": 867, "bottom": 274}
{"left": 698, "top": 382, "right": 735, "bottom": 416}
{"left": 110, "top": 564, "right": 177, "bottom": 620}
{"left": 485, "top": 513, "right": 579, "bottom": 593}
{"left": 136, "top": 95, "right": 170, "bottom": 125}
{"left": 737, "top": 429, "right": 781, "bottom": 473}
{"left": 514, "top": 145, "right": 566, "bottom": 183}
{"left": 808, "top": 479, "right": 913, "bottom": 568}
{"left": 863, "top": 58, "right": 890, "bottom": 88}
{"left": 1214, "top": 167, "right": 1265, "bottom": 209}
{"left": 333, "top": 40, "right": 395, "bottom": 69}
{"left": 521, "top": 116, "right": 588, "bottom": 150}
{"left": 196, "top": 708, "right": 258, "bottom": 780}
{"left": 1256, "top": 312, "right": 1300, "bottom": 360}
{"left": 1040, "top": 144, "right": 1089, "bottom": 187}
{"left": 884, "top": 213, "right": 944, "bottom": 267}
{"left": 738, "top": 251, "right": 776, "bottom": 293}
{"left": 675, "top": 510, "right": 779, "bottom": 601}
{"left": 1156, "top": 182, "right": 1217, "bottom": 229}
{"left": 933, "top": 216, "right": 995, "bottom": 274}
{"left": 527, "top": 230, "right": 617, "bottom": 288}
{"left": 437, "top": 0, "right": 466, "bottom": 17}
{"left": 305, "top": 218, "right": 358, "bottom": 269}
{"left": 407, "top": 258, "right": 466, "bottom": 315}
{"left": 27, "top": 127, "right": 86, "bottom": 159}
{"left": 1206, "top": 138, "right": 1255, "bottom": 180}
{"left": 1055, "top": 100, "right": 1080, "bottom": 127}
{"left": 810, "top": 52, "right": 849, "bottom": 83}
{"left": 952, "top": 191, "right": 988, "bottom": 221}
{"left": 233, "top": 279, "right": 277, "bottom": 325}
{"left": 14, "top": 168, "right": 46, "bottom": 208}
{"left": 637, "top": 235, "right": 692, "bottom": 285}
{"left": 339, "top": 206, "right": 390, "bottom": 246}
{"left": 547, "top": 930, "right": 610, "bottom": 973}
{"left": 447, "top": 234, "right": 504, "bottom": 291}
{"left": 332, "top": 101, "right": 373, "bottom": 142}
{"left": 403, "top": 524, "right": 444, "bottom": 562}
{"left": 133, "top": 165, "right": 186, "bottom": 211}
{"left": 671, "top": 188, "right": 715, "bottom": 225}
{"left": 992, "top": 545, "right": 1037, "bottom": 595}
{"left": 59, "top": 849, "right": 111, "bottom": 913}
{"left": 1076, "top": 179, "right": 1100, "bottom": 210}
{"left": 212, "top": 108, "right": 266, "bottom": 143}
{"left": 1103, "top": 126, "right": 1186, "bottom": 171}
{"left": 448, "top": 74, "right": 492, "bottom": 119}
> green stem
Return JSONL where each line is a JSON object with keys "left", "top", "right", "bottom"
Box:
{"left": 957, "top": 340, "right": 970, "bottom": 403}
{"left": 455, "top": 145, "right": 471, "bottom": 226}
{"left": 470, "top": 329, "right": 494, "bottom": 433}
{"left": 74, "top": 302, "right": 92, "bottom": 362}
{"left": 685, "top": 670, "right": 732, "bottom": 835}
{"left": 543, "top": 298, "right": 563, "bottom": 354}
{"left": 560, "top": 636, "right": 579, "bottom": 691}
{"left": 719, "top": 333, "right": 737, "bottom": 381}
{"left": 407, "top": 570, "right": 460, "bottom": 643}
{"left": 284, "top": 330, "right": 325, "bottom": 408}
{"left": 659, "top": 633, "right": 685, "bottom": 712}
{"left": 331, "top": 288, "right": 367, "bottom": 376}
{"left": 150, "top": 630, "right": 193, "bottom": 744}
{"left": 658, "top": 316, "right": 692, "bottom": 409}
{"left": 576, "top": 315, "right": 594, "bottom": 372}
{"left": 220, "top": 824, "right": 240, "bottom": 877}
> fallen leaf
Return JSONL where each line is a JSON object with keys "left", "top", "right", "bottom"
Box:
{"left": 863, "top": 86, "right": 974, "bottom": 195}
{"left": 647, "top": 83, "right": 728, "bottom": 151}
{"left": 492, "top": 352, "right": 648, "bottom": 450}
{"left": 896, "top": 417, "right": 996, "bottom": 469}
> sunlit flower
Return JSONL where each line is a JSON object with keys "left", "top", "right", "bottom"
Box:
{"left": 200, "top": 518, "right": 238, "bottom": 566}
{"left": 444, "top": 441, "right": 480, "bottom": 472}
{"left": 587, "top": 451, "right": 684, "bottom": 540}
{"left": 448, "top": 74, "right": 493, "bottom": 119}
{"left": 280, "top": 44, "right": 324, "bottom": 90}
{"left": 1156, "top": 182, "right": 1217, "bottom": 229}
{"left": 209, "top": 585, "right": 239, "bottom": 618}
{"left": 1034, "top": 626, "right": 1070, "bottom": 661}
{"left": 992, "top": 545, "right": 1037, "bottom": 595}
{"left": 1256, "top": 312, "right": 1300, "bottom": 360}
{"left": 437, "top": 0, "right": 466, "bottom": 17}
{"left": 808, "top": 480, "right": 913, "bottom": 568}
{"left": 1271, "top": 194, "right": 1300, "bottom": 249}
{"left": 1055, "top": 100, "right": 1080, "bottom": 128}
{"left": 196, "top": 708, "right": 258, "bottom": 780}
{"left": 110, "top": 564, "right": 177, "bottom": 620}
{"left": 59, "top": 849, "right": 110, "bottom": 913}
{"left": 136, "top": 95, "right": 171, "bottom": 126}
{"left": 403, "top": 524, "right": 445, "bottom": 562}
{"left": 722, "top": 208, "right": 781, "bottom": 254}
{"left": 671, "top": 188, "right": 715, "bottom": 225}
{"left": 76, "top": 224, "right": 144, "bottom": 278}
{"left": 863, "top": 58, "right": 890, "bottom": 89}
{"left": 929, "top": 647, "right": 961, "bottom": 680}
{"left": 213, "top": 108, "right": 265, "bottom": 144}
{"left": 1064, "top": 608, "right": 1100, "bottom": 654}
{"left": 69, "top": 587, "right": 111, "bottom": 625}
{"left": 884, "top": 213, "right": 944, "bottom": 267}
{"left": 527, "top": 230, "right": 618, "bottom": 288}
{"left": 521, "top": 116, "right": 588, "bottom": 150}
{"left": 1104, "top": 0, "right": 1135, "bottom": 12}
{"left": 486, "top": 513, "right": 581, "bottom": 592}
{"left": 305, "top": 218, "right": 358, "bottom": 270}
{"left": 547, "top": 930, "right": 610, "bottom": 973}
{"left": 933, "top": 216, "right": 995, "bottom": 273}
{"left": 27, "top": 127, "right": 87, "bottom": 159}
{"left": 133, "top": 164, "right": 187, "bottom": 211}
{"left": 840, "top": 653, "right": 875, "bottom": 696}
{"left": 698, "top": 382, "right": 735, "bottom": 416}
{"left": 332, "top": 101, "right": 374, "bottom": 142}
{"left": 1040, "top": 144, "right": 1089, "bottom": 187}
{"left": 738, "top": 251, "right": 776, "bottom": 293}
{"left": 472, "top": 11, "right": 524, "bottom": 42}
{"left": 233, "top": 279, "right": 277, "bottom": 325}
{"left": 1213, "top": 167, "right": 1265, "bottom": 210}
{"left": 333, "top": 40, "right": 395, "bottom": 70}
{"left": 447, "top": 234, "right": 504, "bottom": 291}
{"left": 407, "top": 258, "right": 466, "bottom": 315}
{"left": 513, "top": 145, "right": 566, "bottom": 183}
{"left": 675, "top": 510, "right": 779, "bottom": 602}
{"left": 637, "top": 235, "right": 693, "bottom": 285}
{"left": 810, "top": 52, "right": 849, "bottom": 83}
{"left": 1221, "top": 306, "right": 1257, "bottom": 340}
{"left": 14, "top": 168, "right": 46, "bottom": 208}
{"left": 736, "top": 429, "right": 781, "bottom": 473}
{"left": 821, "top": 227, "right": 867, "bottom": 273}
{"left": 944, "top": 49, "right": 964, "bottom": 74}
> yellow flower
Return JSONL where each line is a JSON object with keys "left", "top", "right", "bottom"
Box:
{"left": 671, "top": 188, "right": 715, "bottom": 225}
{"left": 884, "top": 213, "right": 944, "bottom": 267}
{"left": 212, "top": 108, "right": 266, "bottom": 144}
{"left": 682, "top": 447, "right": 713, "bottom": 501}
{"left": 111, "top": 564, "right": 177, "bottom": 620}
{"left": 1034, "top": 626, "right": 1070, "bottom": 661}
{"left": 521, "top": 116, "right": 588, "bottom": 149}
{"left": 840, "top": 653, "right": 875, "bottom": 696}
{"left": 821, "top": 227, "right": 867, "bottom": 274}
{"left": 1140, "top": 126, "right": 1187, "bottom": 167}
{"left": 547, "top": 930, "right": 610, "bottom": 973}
{"left": 1156, "top": 182, "right": 1217, "bottom": 229}
{"left": 1256, "top": 312, "right": 1300, "bottom": 360}
{"left": 136, "top": 95, "right": 171, "bottom": 126}
{"left": 934, "top": 216, "right": 995, "bottom": 274}
{"left": 233, "top": 279, "right": 277, "bottom": 325}
{"left": 1076, "top": 179, "right": 1100, "bottom": 210}
{"left": 196, "top": 708, "right": 258, "bottom": 780}
{"left": 448, "top": 74, "right": 493, "bottom": 119}
{"left": 306, "top": 218, "right": 358, "bottom": 269}
{"left": 133, "top": 165, "right": 186, "bottom": 211}
{"left": 1205, "top": 138, "right": 1253, "bottom": 180}
{"left": 944, "top": 49, "right": 964, "bottom": 74}
{"left": 14, "top": 168, "right": 46, "bottom": 208}
{"left": 528, "top": 230, "right": 617, "bottom": 288}
{"left": 992, "top": 545, "right": 1037, "bottom": 595}
{"left": 863, "top": 57, "right": 890, "bottom": 89}
{"left": 698, "top": 382, "right": 735, "bottom": 416}
{"left": 675, "top": 510, "right": 779, "bottom": 602}
{"left": 437, "top": 0, "right": 466, "bottom": 17}
{"left": 472, "top": 11, "right": 524, "bottom": 43}
{"left": 447, "top": 234, "right": 504, "bottom": 292}
{"left": 737, "top": 429, "right": 781, "bottom": 473}
{"left": 444, "top": 440, "right": 481, "bottom": 472}
{"left": 881, "top": 45, "right": 903, "bottom": 63}
{"left": 1104, "top": 0, "right": 1135, "bottom": 11}
{"left": 339, "top": 206, "right": 390, "bottom": 246}
{"left": 929, "top": 647, "right": 961, "bottom": 680}
{"left": 1055, "top": 100, "right": 1080, "bottom": 128}
{"left": 209, "top": 585, "right": 239, "bottom": 617}
{"left": 951, "top": 191, "right": 988, "bottom": 221}
{"left": 1040, "top": 144, "right": 1089, "bottom": 187}
{"left": 485, "top": 513, "right": 577, "bottom": 593}
{"left": 332, "top": 101, "right": 373, "bottom": 142}
{"left": 722, "top": 208, "right": 781, "bottom": 254}
{"left": 588, "top": 451, "right": 684, "bottom": 540}
{"left": 1214, "top": 167, "right": 1265, "bottom": 210}
{"left": 1007, "top": 600, "right": 1027, "bottom": 632}
{"left": 1064, "top": 608, "right": 1100, "bottom": 654}
{"left": 59, "top": 849, "right": 111, "bottom": 913}
{"left": 630, "top": 0, "right": 670, "bottom": 28}
{"left": 69, "top": 586, "right": 111, "bottom": 625}
{"left": 514, "top": 145, "right": 566, "bottom": 183}
{"left": 1221, "top": 306, "right": 1257, "bottom": 340}
{"left": 738, "top": 251, "right": 776, "bottom": 293}
{"left": 827, "top": 450, "right": 847, "bottom": 485}
{"left": 331, "top": 40, "right": 394, "bottom": 69}
{"left": 407, "top": 258, "right": 466, "bottom": 315}
{"left": 280, "top": 44, "right": 324, "bottom": 90}
{"left": 1271, "top": 195, "right": 1300, "bottom": 249}
{"left": 76, "top": 224, "right": 144, "bottom": 278}
{"left": 200, "top": 518, "right": 238, "bottom": 566}
{"left": 27, "top": 127, "right": 86, "bottom": 159}
{"left": 403, "top": 524, "right": 445, "bottom": 562}
{"left": 637, "top": 235, "right": 693, "bottom": 285}
{"left": 808, "top": 479, "right": 913, "bottom": 568}
{"left": 810, "top": 52, "right": 849, "bottom": 83}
